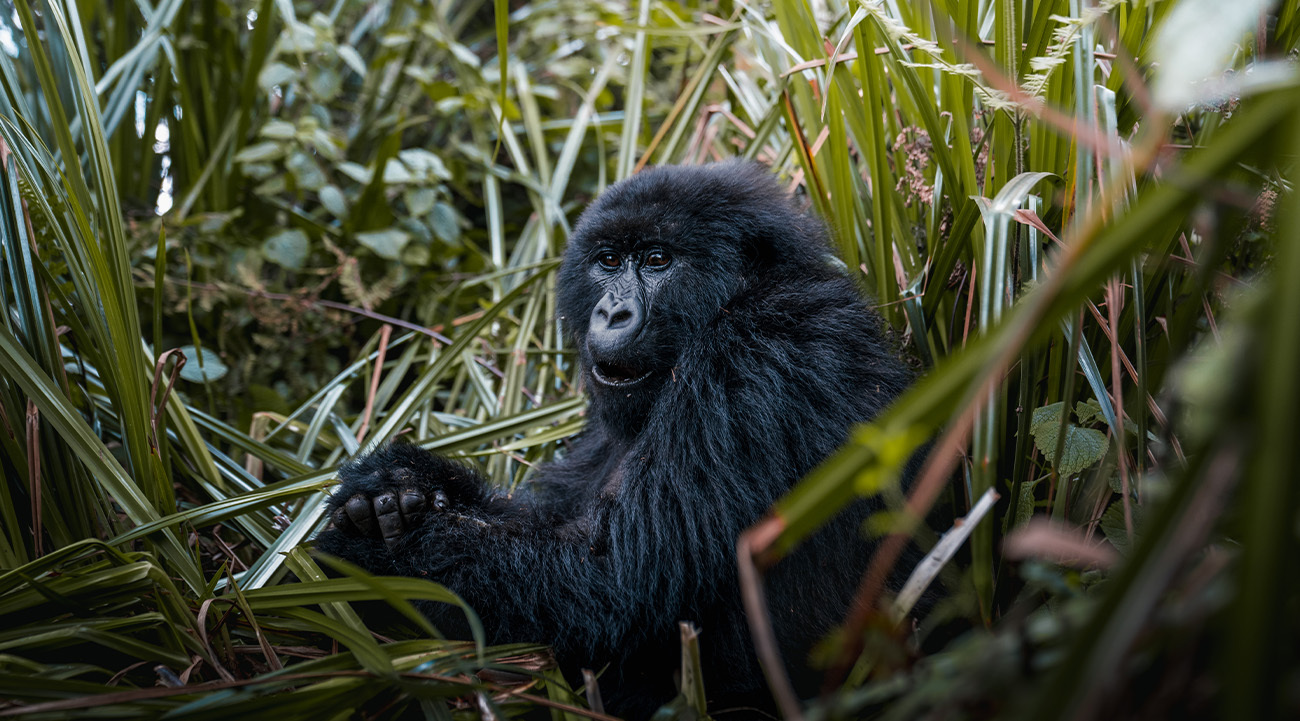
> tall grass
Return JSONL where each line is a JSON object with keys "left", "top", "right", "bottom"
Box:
{"left": 0, "top": 0, "right": 1297, "bottom": 718}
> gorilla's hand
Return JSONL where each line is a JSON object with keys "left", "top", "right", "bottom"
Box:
{"left": 326, "top": 444, "right": 484, "bottom": 551}
{"left": 331, "top": 471, "right": 446, "bottom": 551}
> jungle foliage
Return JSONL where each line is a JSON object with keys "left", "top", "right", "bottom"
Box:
{"left": 0, "top": 0, "right": 1298, "bottom": 718}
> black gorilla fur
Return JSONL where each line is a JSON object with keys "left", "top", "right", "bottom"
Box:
{"left": 315, "top": 161, "right": 914, "bottom": 718}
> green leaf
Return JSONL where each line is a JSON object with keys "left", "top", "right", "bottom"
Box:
{"left": 234, "top": 141, "right": 284, "bottom": 164}
{"left": 356, "top": 229, "right": 411, "bottom": 260}
{"left": 257, "top": 61, "right": 297, "bottom": 91}
{"left": 381, "top": 158, "right": 416, "bottom": 184}
{"left": 337, "top": 44, "right": 367, "bottom": 77}
{"left": 307, "top": 65, "right": 341, "bottom": 101}
{"left": 287, "top": 152, "right": 327, "bottom": 191}
{"left": 259, "top": 119, "right": 297, "bottom": 140}
{"left": 1030, "top": 403, "right": 1109, "bottom": 476}
{"left": 1077, "top": 398, "right": 1140, "bottom": 436}
{"left": 279, "top": 22, "right": 319, "bottom": 53}
{"left": 319, "top": 185, "right": 348, "bottom": 218}
{"left": 176, "top": 345, "right": 228, "bottom": 383}
{"left": 262, "top": 229, "right": 311, "bottom": 269}
{"left": 308, "top": 128, "right": 343, "bottom": 161}
{"left": 429, "top": 202, "right": 460, "bottom": 243}
{"left": 241, "top": 162, "right": 276, "bottom": 180}
{"left": 1014, "top": 479, "right": 1041, "bottom": 528}
{"left": 445, "top": 40, "right": 480, "bottom": 68}
{"left": 396, "top": 149, "right": 451, "bottom": 181}
{"left": 1074, "top": 398, "right": 1106, "bottom": 425}
{"left": 337, "top": 161, "right": 372, "bottom": 184}
{"left": 403, "top": 187, "right": 436, "bottom": 217}
{"left": 1098, "top": 501, "right": 1143, "bottom": 557}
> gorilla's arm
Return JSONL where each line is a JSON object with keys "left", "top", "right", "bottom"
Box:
{"left": 315, "top": 440, "right": 747, "bottom": 658}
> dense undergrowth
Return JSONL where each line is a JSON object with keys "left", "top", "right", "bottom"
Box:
{"left": 1, "top": 0, "right": 1298, "bottom": 718}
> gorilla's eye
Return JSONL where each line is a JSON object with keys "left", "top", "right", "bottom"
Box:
{"left": 596, "top": 251, "right": 621, "bottom": 269}
{"left": 644, "top": 250, "right": 671, "bottom": 268}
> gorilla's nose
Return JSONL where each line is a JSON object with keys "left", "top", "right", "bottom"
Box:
{"left": 594, "top": 293, "right": 637, "bottom": 329}
{"left": 589, "top": 292, "right": 643, "bottom": 354}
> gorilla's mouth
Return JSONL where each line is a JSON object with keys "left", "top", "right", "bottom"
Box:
{"left": 591, "top": 361, "right": 654, "bottom": 387}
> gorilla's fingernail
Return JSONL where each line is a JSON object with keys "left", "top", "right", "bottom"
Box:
{"left": 432, "top": 489, "right": 449, "bottom": 511}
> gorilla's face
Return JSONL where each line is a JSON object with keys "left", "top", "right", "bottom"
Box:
{"left": 581, "top": 244, "right": 678, "bottom": 389}
{"left": 557, "top": 166, "right": 767, "bottom": 419}
{"left": 561, "top": 220, "right": 743, "bottom": 406}
{"left": 557, "top": 163, "right": 830, "bottom": 434}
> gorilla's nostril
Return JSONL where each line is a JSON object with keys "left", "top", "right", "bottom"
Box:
{"left": 609, "top": 308, "right": 633, "bottom": 327}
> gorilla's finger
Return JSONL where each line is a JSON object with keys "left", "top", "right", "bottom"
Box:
{"left": 399, "top": 489, "right": 426, "bottom": 521}
{"left": 432, "top": 489, "right": 450, "bottom": 511}
{"left": 331, "top": 505, "right": 351, "bottom": 532}
{"left": 344, "top": 495, "right": 376, "bottom": 536}
{"left": 374, "top": 492, "right": 405, "bottom": 549}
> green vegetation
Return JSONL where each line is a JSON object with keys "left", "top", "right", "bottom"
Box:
{"left": 1, "top": 0, "right": 1297, "bottom": 718}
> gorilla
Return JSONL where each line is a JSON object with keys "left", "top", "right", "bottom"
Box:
{"left": 315, "top": 161, "right": 915, "bottom": 718}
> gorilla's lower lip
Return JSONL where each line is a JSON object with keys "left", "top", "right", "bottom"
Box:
{"left": 591, "top": 363, "right": 653, "bottom": 387}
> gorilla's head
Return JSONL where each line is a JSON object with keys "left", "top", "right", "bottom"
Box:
{"left": 557, "top": 162, "right": 831, "bottom": 433}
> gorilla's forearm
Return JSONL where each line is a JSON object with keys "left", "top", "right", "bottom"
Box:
{"left": 319, "top": 449, "right": 722, "bottom": 657}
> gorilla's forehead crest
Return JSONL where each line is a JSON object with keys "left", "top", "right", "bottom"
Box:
{"left": 568, "top": 161, "right": 820, "bottom": 259}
